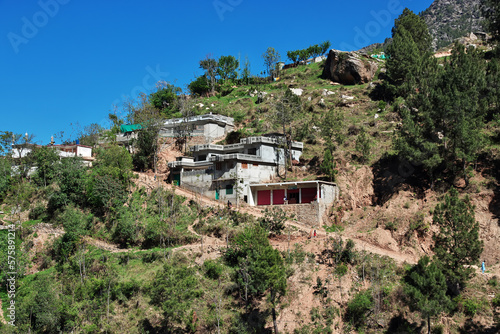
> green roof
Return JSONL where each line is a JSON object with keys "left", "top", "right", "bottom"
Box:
{"left": 120, "top": 124, "right": 142, "bottom": 133}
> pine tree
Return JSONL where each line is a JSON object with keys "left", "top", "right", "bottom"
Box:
{"left": 395, "top": 44, "right": 487, "bottom": 184}
{"left": 386, "top": 8, "right": 434, "bottom": 98}
{"left": 355, "top": 128, "right": 371, "bottom": 164}
{"left": 432, "top": 188, "right": 483, "bottom": 293}
{"left": 321, "top": 148, "right": 337, "bottom": 182}
{"left": 404, "top": 256, "right": 452, "bottom": 334}
{"left": 484, "top": 0, "right": 500, "bottom": 42}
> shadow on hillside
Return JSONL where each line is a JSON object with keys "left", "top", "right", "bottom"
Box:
{"left": 458, "top": 318, "right": 500, "bottom": 334}
{"left": 232, "top": 308, "right": 272, "bottom": 334}
{"left": 385, "top": 314, "right": 423, "bottom": 333}
{"left": 372, "top": 154, "right": 429, "bottom": 206}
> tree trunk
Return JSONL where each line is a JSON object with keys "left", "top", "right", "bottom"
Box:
{"left": 271, "top": 289, "right": 279, "bottom": 334}
{"left": 427, "top": 315, "right": 431, "bottom": 334}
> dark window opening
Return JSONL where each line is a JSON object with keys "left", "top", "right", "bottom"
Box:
{"left": 226, "top": 184, "right": 234, "bottom": 195}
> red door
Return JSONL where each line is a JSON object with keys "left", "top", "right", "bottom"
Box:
{"left": 301, "top": 188, "right": 317, "bottom": 203}
{"left": 257, "top": 190, "right": 271, "bottom": 205}
{"left": 273, "top": 189, "right": 285, "bottom": 205}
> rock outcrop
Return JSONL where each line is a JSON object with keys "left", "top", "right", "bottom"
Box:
{"left": 420, "top": 0, "right": 484, "bottom": 50}
{"left": 322, "top": 49, "right": 379, "bottom": 85}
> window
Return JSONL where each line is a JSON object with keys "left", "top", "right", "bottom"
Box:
{"left": 242, "top": 162, "right": 248, "bottom": 169}
{"left": 248, "top": 148, "right": 257, "bottom": 155}
{"left": 216, "top": 162, "right": 223, "bottom": 170}
{"left": 198, "top": 155, "right": 206, "bottom": 161}
{"left": 226, "top": 184, "right": 234, "bottom": 195}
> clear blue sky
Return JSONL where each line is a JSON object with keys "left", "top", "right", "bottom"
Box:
{"left": 0, "top": 0, "right": 434, "bottom": 145}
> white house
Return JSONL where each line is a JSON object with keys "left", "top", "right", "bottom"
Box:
{"left": 168, "top": 134, "right": 303, "bottom": 201}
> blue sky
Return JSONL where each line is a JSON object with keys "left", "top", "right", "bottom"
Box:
{"left": 0, "top": 0, "right": 434, "bottom": 145}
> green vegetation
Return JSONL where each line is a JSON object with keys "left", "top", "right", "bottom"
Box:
{"left": 433, "top": 188, "right": 483, "bottom": 292}
{"left": 1, "top": 6, "right": 500, "bottom": 333}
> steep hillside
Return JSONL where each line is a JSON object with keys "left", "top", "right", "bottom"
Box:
{"left": 421, "top": 0, "right": 485, "bottom": 50}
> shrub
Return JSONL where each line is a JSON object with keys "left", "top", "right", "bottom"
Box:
{"left": 492, "top": 294, "right": 500, "bottom": 308}
{"left": 204, "top": 260, "right": 224, "bottom": 280}
{"left": 29, "top": 204, "right": 46, "bottom": 220}
{"left": 487, "top": 276, "right": 499, "bottom": 288}
{"left": 345, "top": 290, "right": 374, "bottom": 328}
{"left": 385, "top": 221, "right": 398, "bottom": 231}
{"left": 462, "top": 298, "right": 480, "bottom": 316}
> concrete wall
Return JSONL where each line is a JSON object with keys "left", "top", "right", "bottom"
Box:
{"left": 76, "top": 146, "right": 92, "bottom": 158}
{"left": 269, "top": 203, "right": 321, "bottom": 227}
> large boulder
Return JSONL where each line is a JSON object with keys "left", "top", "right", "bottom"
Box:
{"left": 322, "top": 49, "right": 379, "bottom": 85}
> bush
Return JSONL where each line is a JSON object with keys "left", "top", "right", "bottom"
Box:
{"left": 29, "top": 204, "right": 46, "bottom": 220}
{"left": 462, "top": 298, "right": 480, "bottom": 316}
{"left": 345, "top": 290, "right": 374, "bottom": 328}
{"left": 204, "top": 260, "right": 224, "bottom": 280}
{"left": 492, "top": 294, "right": 500, "bottom": 307}
{"left": 487, "top": 276, "right": 499, "bottom": 288}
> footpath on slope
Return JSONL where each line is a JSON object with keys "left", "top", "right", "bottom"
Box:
{"left": 134, "top": 172, "right": 419, "bottom": 265}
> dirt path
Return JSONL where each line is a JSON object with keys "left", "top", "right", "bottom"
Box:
{"left": 134, "top": 172, "right": 421, "bottom": 265}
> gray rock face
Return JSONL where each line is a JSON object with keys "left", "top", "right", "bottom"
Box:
{"left": 420, "top": 0, "right": 484, "bottom": 50}
{"left": 322, "top": 49, "right": 379, "bottom": 85}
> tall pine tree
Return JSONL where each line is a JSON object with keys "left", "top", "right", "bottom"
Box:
{"left": 395, "top": 44, "right": 487, "bottom": 185}
{"left": 386, "top": 8, "right": 434, "bottom": 99}
{"left": 404, "top": 256, "right": 452, "bottom": 334}
{"left": 432, "top": 188, "right": 483, "bottom": 294}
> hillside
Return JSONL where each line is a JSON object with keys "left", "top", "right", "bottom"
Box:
{"left": 1, "top": 10, "right": 500, "bottom": 332}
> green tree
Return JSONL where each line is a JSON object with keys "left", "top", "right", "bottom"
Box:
{"left": 132, "top": 120, "right": 162, "bottom": 171}
{"left": 484, "top": 0, "right": 500, "bottom": 41}
{"left": 0, "top": 131, "right": 15, "bottom": 156}
{"left": 385, "top": 8, "right": 434, "bottom": 98}
{"left": 31, "top": 146, "right": 60, "bottom": 187}
{"left": 93, "top": 145, "right": 133, "bottom": 185}
{"left": 262, "top": 47, "right": 281, "bottom": 80}
{"left": 433, "top": 188, "right": 483, "bottom": 293}
{"left": 321, "top": 108, "right": 345, "bottom": 150}
{"left": 200, "top": 55, "right": 218, "bottom": 95}
{"left": 404, "top": 256, "right": 452, "bottom": 334}
{"left": 149, "top": 82, "right": 182, "bottom": 116}
{"left": 321, "top": 148, "right": 337, "bottom": 182}
{"left": 188, "top": 75, "right": 211, "bottom": 97}
{"left": 217, "top": 55, "right": 239, "bottom": 82}
{"left": 319, "top": 40, "right": 331, "bottom": 55}
{"left": 396, "top": 44, "right": 486, "bottom": 185}
{"left": 87, "top": 146, "right": 132, "bottom": 215}
{"left": 240, "top": 55, "right": 251, "bottom": 85}
{"left": 0, "top": 158, "right": 12, "bottom": 201}
{"left": 150, "top": 262, "right": 202, "bottom": 331}
{"left": 286, "top": 50, "right": 300, "bottom": 65}
{"left": 259, "top": 207, "right": 288, "bottom": 235}
{"left": 47, "top": 156, "right": 87, "bottom": 216}
{"left": 225, "top": 225, "right": 287, "bottom": 334}
{"left": 355, "top": 127, "right": 371, "bottom": 164}
{"left": 274, "top": 89, "right": 302, "bottom": 178}
{"left": 78, "top": 122, "right": 104, "bottom": 147}
{"left": 345, "top": 289, "right": 373, "bottom": 329}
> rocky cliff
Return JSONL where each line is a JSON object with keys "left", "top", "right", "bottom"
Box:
{"left": 421, "top": 0, "right": 485, "bottom": 50}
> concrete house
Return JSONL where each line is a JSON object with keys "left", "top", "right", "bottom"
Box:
{"left": 168, "top": 134, "right": 339, "bottom": 224}
{"left": 11, "top": 143, "right": 94, "bottom": 174}
{"left": 116, "top": 113, "right": 235, "bottom": 148}
{"left": 168, "top": 135, "right": 303, "bottom": 202}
